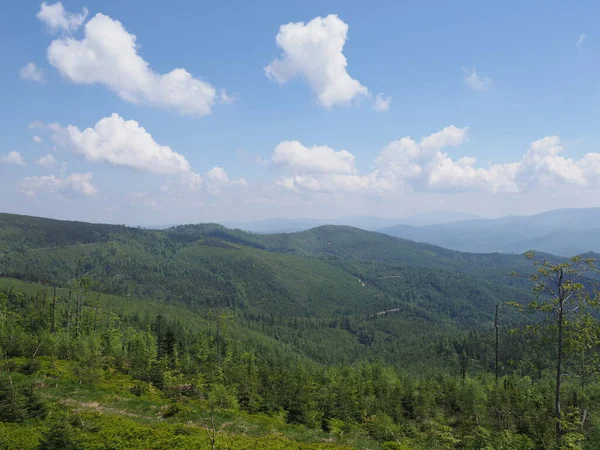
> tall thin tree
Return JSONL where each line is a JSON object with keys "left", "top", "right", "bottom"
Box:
{"left": 510, "top": 253, "right": 598, "bottom": 443}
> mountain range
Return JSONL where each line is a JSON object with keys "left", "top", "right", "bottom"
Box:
{"left": 378, "top": 207, "right": 600, "bottom": 256}
{"left": 0, "top": 212, "right": 532, "bottom": 330}
{"left": 221, "top": 211, "right": 481, "bottom": 233}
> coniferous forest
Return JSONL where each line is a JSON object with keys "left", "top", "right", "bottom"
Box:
{"left": 1, "top": 213, "right": 600, "bottom": 449}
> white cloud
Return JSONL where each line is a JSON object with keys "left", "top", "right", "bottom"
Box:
{"left": 205, "top": 167, "right": 247, "bottom": 194}
{"left": 44, "top": 113, "right": 245, "bottom": 196}
{"left": 37, "top": 1, "right": 88, "bottom": 33}
{"left": 36, "top": 154, "right": 57, "bottom": 168}
{"left": 51, "top": 113, "right": 192, "bottom": 174}
{"left": 32, "top": 136, "right": 43, "bottom": 144}
{"left": 45, "top": 12, "right": 218, "bottom": 116}
{"left": 373, "top": 93, "right": 391, "bottom": 112}
{"left": 515, "top": 136, "right": 597, "bottom": 188}
{"left": 372, "top": 125, "right": 515, "bottom": 193}
{"left": 1, "top": 151, "right": 26, "bottom": 165}
{"left": 20, "top": 172, "right": 97, "bottom": 198}
{"left": 265, "top": 14, "right": 368, "bottom": 108}
{"left": 29, "top": 120, "right": 45, "bottom": 129}
{"left": 271, "top": 139, "right": 391, "bottom": 194}
{"left": 576, "top": 34, "right": 586, "bottom": 48}
{"left": 277, "top": 172, "right": 389, "bottom": 194}
{"left": 275, "top": 126, "right": 600, "bottom": 196}
{"left": 272, "top": 141, "right": 356, "bottom": 174}
{"left": 19, "top": 63, "right": 45, "bottom": 83}
{"left": 463, "top": 68, "right": 493, "bottom": 92}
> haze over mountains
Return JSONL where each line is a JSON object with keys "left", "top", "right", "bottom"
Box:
{"left": 222, "top": 211, "right": 482, "bottom": 234}
{"left": 378, "top": 207, "right": 600, "bottom": 256}
{"left": 219, "top": 208, "right": 600, "bottom": 256}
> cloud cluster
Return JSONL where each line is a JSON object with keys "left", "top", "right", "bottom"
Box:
{"left": 41, "top": 113, "right": 246, "bottom": 199}
{"left": 20, "top": 172, "right": 97, "bottom": 198}
{"left": 43, "top": 8, "right": 219, "bottom": 116}
{"left": 515, "top": 136, "right": 600, "bottom": 188}
{"left": 265, "top": 15, "right": 368, "bottom": 108}
{"left": 274, "top": 126, "right": 600, "bottom": 196}
{"left": 374, "top": 125, "right": 518, "bottom": 193}
{"left": 19, "top": 5, "right": 599, "bottom": 212}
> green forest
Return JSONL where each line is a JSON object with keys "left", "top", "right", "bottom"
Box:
{"left": 0, "top": 213, "right": 600, "bottom": 449}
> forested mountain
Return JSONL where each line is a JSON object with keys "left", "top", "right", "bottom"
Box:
{"left": 2, "top": 212, "right": 600, "bottom": 449}
{"left": 0, "top": 213, "right": 530, "bottom": 325}
{"left": 379, "top": 207, "right": 600, "bottom": 255}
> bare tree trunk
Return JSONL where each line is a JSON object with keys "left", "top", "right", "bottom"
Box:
{"left": 51, "top": 286, "right": 56, "bottom": 333}
{"left": 495, "top": 303, "right": 499, "bottom": 386}
{"left": 93, "top": 294, "right": 100, "bottom": 332}
{"left": 106, "top": 298, "right": 111, "bottom": 330}
{"left": 76, "top": 289, "right": 85, "bottom": 336}
{"left": 66, "top": 290, "right": 72, "bottom": 335}
{"left": 556, "top": 292, "right": 564, "bottom": 442}
{"left": 75, "top": 294, "right": 80, "bottom": 336}
{"left": 201, "top": 403, "right": 217, "bottom": 450}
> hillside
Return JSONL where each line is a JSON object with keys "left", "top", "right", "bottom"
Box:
{"left": 0, "top": 279, "right": 561, "bottom": 449}
{"left": 0, "top": 213, "right": 530, "bottom": 327}
{"left": 1, "top": 213, "right": 599, "bottom": 449}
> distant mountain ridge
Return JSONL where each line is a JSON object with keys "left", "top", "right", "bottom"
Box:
{"left": 379, "top": 207, "right": 600, "bottom": 256}
{"left": 222, "top": 211, "right": 483, "bottom": 233}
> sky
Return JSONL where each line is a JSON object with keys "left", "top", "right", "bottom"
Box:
{"left": 2, "top": 0, "right": 600, "bottom": 225}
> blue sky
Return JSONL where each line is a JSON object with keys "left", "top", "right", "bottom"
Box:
{"left": 2, "top": 1, "right": 600, "bottom": 225}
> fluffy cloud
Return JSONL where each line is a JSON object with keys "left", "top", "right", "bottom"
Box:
{"left": 515, "top": 136, "right": 599, "bottom": 188}
{"left": 272, "top": 139, "right": 391, "bottom": 194}
{"left": 45, "top": 113, "right": 245, "bottom": 196}
{"left": 36, "top": 154, "right": 57, "bottom": 168}
{"left": 576, "top": 34, "right": 586, "bottom": 48}
{"left": 275, "top": 126, "right": 600, "bottom": 196}
{"left": 372, "top": 125, "right": 516, "bottom": 193}
{"left": 463, "top": 68, "right": 493, "bottom": 92}
{"left": 19, "top": 63, "right": 45, "bottom": 83}
{"left": 205, "top": 167, "right": 248, "bottom": 194}
{"left": 33, "top": 136, "right": 43, "bottom": 144}
{"left": 37, "top": 1, "right": 88, "bottom": 33}
{"left": 373, "top": 93, "right": 391, "bottom": 112}
{"left": 20, "top": 172, "right": 97, "bottom": 198}
{"left": 273, "top": 141, "right": 356, "bottom": 174}
{"left": 1, "top": 151, "right": 26, "bottom": 165}
{"left": 265, "top": 15, "right": 368, "bottom": 107}
{"left": 51, "top": 113, "right": 192, "bottom": 174}
{"left": 45, "top": 12, "right": 218, "bottom": 116}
